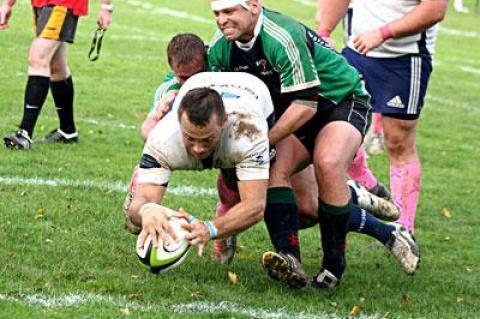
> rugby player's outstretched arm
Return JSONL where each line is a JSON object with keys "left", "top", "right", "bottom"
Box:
{"left": 128, "top": 183, "right": 167, "bottom": 229}
{"left": 129, "top": 183, "right": 175, "bottom": 248}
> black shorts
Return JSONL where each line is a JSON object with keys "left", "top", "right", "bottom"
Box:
{"left": 33, "top": 5, "right": 78, "bottom": 43}
{"left": 294, "top": 96, "right": 372, "bottom": 154}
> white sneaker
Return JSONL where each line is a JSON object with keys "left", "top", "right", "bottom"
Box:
{"left": 311, "top": 268, "right": 339, "bottom": 289}
{"left": 364, "top": 133, "right": 385, "bottom": 155}
{"left": 348, "top": 180, "right": 400, "bottom": 221}
{"left": 385, "top": 223, "right": 420, "bottom": 274}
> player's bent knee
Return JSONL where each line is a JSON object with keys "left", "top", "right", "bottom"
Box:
{"left": 314, "top": 154, "right": 345, "bottom": 177}
{"left": 385, "top": 135, "right": 410, "bottom": 158}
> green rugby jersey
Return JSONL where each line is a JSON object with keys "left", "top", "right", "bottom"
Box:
{"left": 208, "top": 8, "right": 369, "bottom": 113}
{"left": 148, "top": 71, "right": 182, "bottom": 113}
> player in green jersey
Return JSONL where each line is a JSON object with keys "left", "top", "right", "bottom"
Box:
{"left": 209, "top": 0, "right": 376, "bottom": 288}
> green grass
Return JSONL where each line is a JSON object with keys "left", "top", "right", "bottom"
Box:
{"left": 1, "top": 0, "right": 480, "bottom": 318}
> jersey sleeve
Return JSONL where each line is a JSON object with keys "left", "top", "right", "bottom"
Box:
{"left": 207, "top": 31, "right": 232, "bottom": 72}
{"left": 261, "top": 17, "right": 320, "bottom": 94}
{"left": 149, "top": 71, "right": 181, "bottom": 114}
{"left": 136, "top": 125, "right": 175, "bottom": 186}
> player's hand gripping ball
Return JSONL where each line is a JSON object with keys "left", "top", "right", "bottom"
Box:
{"left": 136, "top": 216, "right": 191, "bottom": 273}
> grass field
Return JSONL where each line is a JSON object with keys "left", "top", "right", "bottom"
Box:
{"left": 1, "top": 0, "right": 479, "bottom": 318}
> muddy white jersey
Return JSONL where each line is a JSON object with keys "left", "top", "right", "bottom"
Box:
{"left": 347, "top": 0, "right": 439, "bottom": 58}
{"left": 173, "top": 72, "right": 274, "bottom": 120}
{"left": 138, "top": 72, "right": 273, "bottom": 186}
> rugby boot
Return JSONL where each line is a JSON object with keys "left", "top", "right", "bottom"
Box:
{"left": 4, "top": 129, "right": 32, "bottom": 150}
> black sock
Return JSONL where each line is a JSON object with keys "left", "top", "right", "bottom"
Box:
{"left": 264, "top": 187, "right": 301, "bottom": 261}
{"left": 318, "top": 199, "right": 351, "bottom": 279}
{"left": 50, "top": 76, "right": 76, "bottom": 134}
{"left": 348, "top": 205, "right": 394, "bottom": 244}
{"left": 349, "top": 184, "right": 358, "bottom": 204}
{"left": 19, "top": 76, "right": 50, "bottom": 137}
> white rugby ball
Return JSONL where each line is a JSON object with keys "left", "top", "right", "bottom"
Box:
{"left": 136, "top": 217, "right": 191, "bottom": 273}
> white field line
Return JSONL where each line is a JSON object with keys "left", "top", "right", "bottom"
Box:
{"left": 15, "top": 0, "right": 212, "bottom": 24}
{"left": 81, "top": 119, "right": 137, "bottom": 130}
{"left": 0, "top": 114, "right": 139, "bottom": 130}
{"left": 459, "top": 66, "right": 480, "bottom": 75}
{"left": 0, "top": 176, "right": 217, "bottom": 197}
{"left": 439, "top": 26, "right": 480, "bottom": 39}
{"left": 127, "top": 0, "right": 213, "bottom": 24}
{"left": 439, "top": 56, "right": 480, "bottom": 67}
{"left": 0, "top": 92, "right": 476, "bottom": 129}
{"left": 425, "top": 95, "right": 480, "bottom": 115}
{"left": 425, "top": 95, "right": 458, "bottom": 107}
{"left": 173, "top": 301, "right": 389, "bottom": 319}
{"left": 110, "top": 24, "right": 166, "bottom": 37}
{"left": 107, "top": 34, "right": 167, "bottom": 43}
{"left": 0, "top": 293, "right": 159, "bottom": 311}
{"left": 16, "top": 0, "right": 477, "bottom": 38}
{"left": 79, "top": 24, "right": 173, "bottom": 43}
{"left": 0, "top": 293, "right": 387, "bottom": 319}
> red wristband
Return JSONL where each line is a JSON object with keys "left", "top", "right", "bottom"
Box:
{"left": 318, "top": 29, "right": 332, "bottom": 38}
{"left": 379, "top": 25, "right": 393, "bottom": 40}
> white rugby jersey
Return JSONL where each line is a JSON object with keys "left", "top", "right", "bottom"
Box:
{"left": 346, "top": 0, "right": 439, "bottom": 58}
{"left": 138, "top": 72, "right": 273, "bottom": 186}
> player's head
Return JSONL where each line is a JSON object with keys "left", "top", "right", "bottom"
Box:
{"left": 211, "top": 0, "right": 262, "bottom": 42}
{"left": 167, "top": 33, "right": 206, "bottom": 84}
{"left": 178, "top": 88, "right": 227, "bottom": 160}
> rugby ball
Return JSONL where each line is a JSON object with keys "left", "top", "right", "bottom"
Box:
{"left": 136, "top": 217, "right": 191, "bottom": 273}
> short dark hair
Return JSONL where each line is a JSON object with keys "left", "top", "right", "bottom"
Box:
{"left": 178, "top": 88, "right": 225, "bottom": 127}
{"left": 167, "top": 33, "right": 206, "bottom": 67}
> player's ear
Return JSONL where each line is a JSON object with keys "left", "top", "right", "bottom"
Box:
{"left": 249, "top": 0, "right": 261, "bottom": 15}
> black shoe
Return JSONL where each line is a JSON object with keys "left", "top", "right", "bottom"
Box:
{"left": 369, "top": 181, "right": 391, "bottom": 201}
{"left": 261, "top": 251, "right": 308, "bottom": 289}
{"left": 4, "top": 129, "right": 32, "bottom": 150}
{"left": 36, "top": 129, "right": 79, "bottom": 144}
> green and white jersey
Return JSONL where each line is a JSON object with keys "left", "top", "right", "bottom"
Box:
{"left": 148, "top": 71, "right": 181, "bottom": 114}
{"left": 208, "top": 8, "right": 369, "bottom": 113}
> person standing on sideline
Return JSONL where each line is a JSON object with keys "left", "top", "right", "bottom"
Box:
{"left": 1, "top": 0, "right": 113, "bottom": 149}
{"left": 454, "top": 0, "right": 469, "bottom": 12}
{"left": 316, "top": 0, "right": 448, "bottom": 232}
